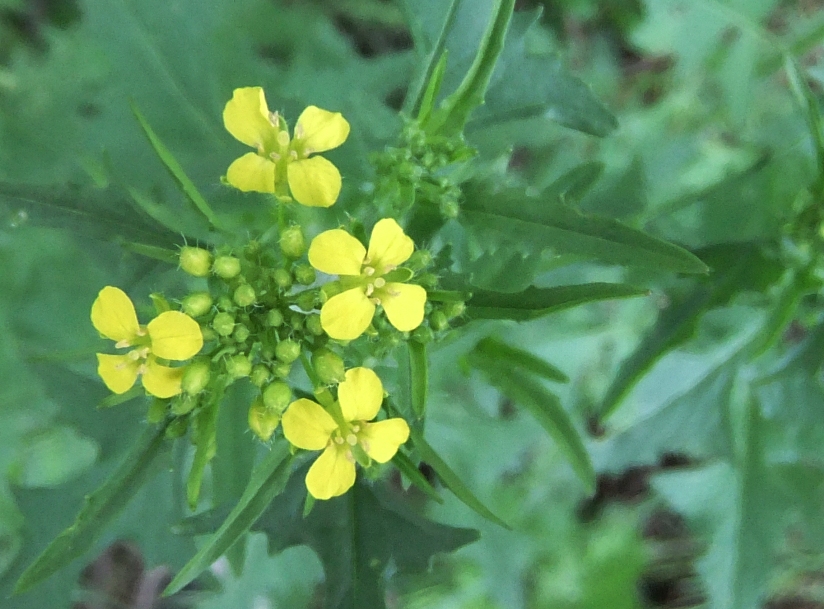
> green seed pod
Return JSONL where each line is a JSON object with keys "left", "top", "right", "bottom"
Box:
{"left": 272, "top": 268, "right": 292, "bottom": 290}
{"left": 266, "top": 309, "right": 284, "bottom": 327}
{"left": 213, "top": 255, "right": 242, "bottom": 280}
{"left": 212, "top": 312, "right": 235, "bottom": 337}
{"left": 441, "top": 300, "right": 466, "bottom": 319}
{"left": 405, "top": 249, "right": 432, "bottom": 272}
{"left": 165, "top": 415, "right": 189, "bottom": 438}
{"left": 248, "top": 397, "right": 279, "bottom": 442}
{"left": 181, "top": 292, "right": 213, "bottom": 318}
{"left": 289, "top": 313, "right": 304, "bottom": 332}
{"left": 275, "top": 339, "right": 301, "bottom": 363}
{"left": 262, "top": 381, "right": 292, "bottom": 414}
{"left": 147, "top": 398, "right": 169, "bottom": 424}
{"left": 272, "top": 361, "right": 292, "bottom": 379}
{"left": 179, "top": 246, "right": 212, "bottom": 277}
{"left": 279, "top": 225, "right": 306, "bottom": 259}
{"left": 294, "top": 263, "right": 316, "bottom": 286}
{"left": 430, "top": 310, "right": 449, "bottom": 332}
{"left": 312, "top": 348, "right": 345, "bottom": 384}
{"left": 250, "top": 364, "right": 271, "bottom": 387}
{"left": 234, "top": 284, "right": 256, "bottom": 307}
{"left": 306, "top": 314, "right": 324, "bottom": 336}
{"left": 295, "top": 290, "right": 317, "bottom": 312}
{"left": 225, "top": 353, "right": 252, "bottom": 379}
{"left": 171, "top": 394, "right": 198, "bottom": 416}
{"left": 233, "top": 325, "right": 250, "bottom": 343}
{"left": 411, "top": 326, "right": 434, "bottom": 344}
{"left": 181, "top": 360, "right": 210, "bottom": 395}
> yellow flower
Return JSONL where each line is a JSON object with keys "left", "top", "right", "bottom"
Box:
{"left": 223, "top": 87, "right": 350, "bottom": 207}
{"left": 281, "top": 367, "right": 409, "bottom": 500}
{"left": 308, "top": 218, "right": 427, "bottom": 340}
{"left": 91, "top": 287, "right": 203, "bottom": 399}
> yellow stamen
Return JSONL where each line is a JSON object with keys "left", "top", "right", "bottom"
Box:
{"left": 373, "top": 278, "right": 386, "bottom": 289}
{"left": 346, "top": 434, "right": 357, "bottom": 446}
{"left": 114, "top": 339, "right": 132, "bottom": 349}
{"left": 363, "top": 266, "right": 375, "bottom": 276}
{"left": 335, "top": 436, "right": 345, "bottom": 445}
{"left": 365, "top": 284, "right": 374, "bottom": 297}
{"left": 277, "top": 131, "right": 290, "bottom": 147}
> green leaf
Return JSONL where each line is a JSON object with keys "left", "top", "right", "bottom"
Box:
{"left": 460, "top": 180, "right": 708, "bottom": 274}
{"left": 408, "top": 429, "right": 510, "bottom": 529}
{"left": 14, "top": 421, "right": 169, "bottom": 594}
{"left": 131, "top": 103, "right": 224, "bottom": 231}
{"left": 467, "top": 355, "right": 595, "bottom": 493}
{"left": 392, "top": 451, "right": 443, "bottom": 503}
{"left": 186, "top": 400, "right": 219, "bottom": 510}
{"left": 466, "top": 283, "right": 649, "bottom": 321}
{"left": 408, "top": 341, "right": 428, "bottom": 419}
{"left": 470, "top": 337, "right": 569, "bottom": 383}
{"left": 164, "top": 442, "right": 293, "bottom": 596}
{"left": 118, "top": 242, "right": 179, "bottom": 263}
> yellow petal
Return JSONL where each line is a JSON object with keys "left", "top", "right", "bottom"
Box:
{"left": 222, "top": 86, "right": 277, "bottom": 149}
{"left": 282, "top": 398, "right": 338, "bottom": 450}
{"left": 96, "top": 353, "right": 140, "bottom": 394}
{"left": 320, "top": 289, "right": 375, "bottom": 341}
{"left": 360, "top": 418, "right": 410, "bottom": 463}
{"left": 287, "top": 156, "right": 341, "bottom": 208}
{"left": 366, "top": 219, "right": 414, "bottom": 272}
{"left": 294, "top": 106, "right": 350, "bottom": 153}
{"left": 91, "top": 286, "right": 140, "bottom": 343}
{"left": 305, "top": 445, "right": 356, "bottom": 500}
{"left": 142, "top": 358, "right": 184, "bottom": 398}
{"left": 308, "top": 229, "right": 365, "bottom": 276}
{"left": 147, "top": 311, "right": 203, "bottom": 360}
{"left": 226, "top": 152, "right": 276, "bottom": 193}
{"left": 380, "top": 283, "right": 427, "bottom": 332}
{"left": 338, "top": 367, "right": 383, "bottom": 422}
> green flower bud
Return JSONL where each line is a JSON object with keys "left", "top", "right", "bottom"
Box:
{"left": 213, "top": 255, "right": 242, "bottom": 280}
{"left": 217, "top": 295, "right": 234, "bottom": 311}
{"left": 225, "top": 353, "right": 252, "bottom": 379}
{"left": 272, "top": 268, "right": 292, "bottom": 290}
{"left": 312, "top": 348, "right": 345, "bottom": 384}
{"left": 430, "top": 310, "right": 449, "bottom": 332}
{"left": 275, "top": 339, "right": 301, "bottom": 363}
{"left": 179, "top": 246, "right": 212, "bottom": 277}
{"left": 147, "top": 399, "right": 168, "bottom": 424}
{"left": 266, "top": 309, "right": 284, "bottom": 327}
{"left": 441, "top": 300, "right": 466, "bottom": 319}
{"left": 289, "top": 313, "right": 304, "bottom": 332}
{"left": 181, "top": 361, "right": 210, "bottom": 395}
{"left": 250, "top": 364, "right": 271, "bottom": 387}
{"left": 306, "top": 314, "right": 323, "bottom": 336}
{"left": 280, "top": 225, "right": 306, "bottom": 259}
{"left": 411, "top": 326, "right": 434, "bottom": 344}
{"left": 295, "top": 291, "right": 317, "bottom": 311}
{"left": 294, "top": 263, "right": 316, "bottom": 286}
{"left": 212, "top": 312, "right": 235, "bottom": 337}
{"left": 262, "top": 381, "right": 291, "bottom": 413}
{"left": 440, "top": 198, "right": 459, "bottom": 219}
{"left": 171, "top": 394, "right": 198, "bottom": 416}
{"left": 417, "top": 273, "right": 439, "bottom": 291}
{"left": 405, "top": 249, "right": 432, "bottom": 272}
{"left": 234, "top": 284, "right": 256, "bottom": 307}
{"left": 244, "top": 240, "right": 261, "bottom": 259}
{"left": 181, "top": 292, "right": 213, "bottom": 318}
{"left": 165, "top": 416, "right": 189, "bottom": 438}
{"left": 233, "top": 325, "right": 250, "bottom": 343}
{"left": 273, "top": 361, "right": 292, "bottom": 379}
{"left": 248, "top": 397, "right": 279, "bottom": 442}
{"left": 200, "top": 327, "right": 218, "bottom": 342}
{"left": 261, "top": 346, "right": 276, "bottom": 360}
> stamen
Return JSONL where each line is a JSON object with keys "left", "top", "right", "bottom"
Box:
{"left": 335, "top": 436, "right": 345, "bottom": 445}
{"left": 114, "top": 339, "right": 132, "bottom": 349}
{"left": 363, "top": 266, "right": 375, "bottom": 276}
{"left": 345, "top": 450, "right": 355, "bottom": 463}
{"left": 370, "top": 297, "right": 381, "bottom": 306}
{"left": 136, "top": 363, "right": 148, "bottom": 375}
{"left": 269, "top": 111, "right": 280, "bottom": 127}
{"left": 346, "top": 434, "right": 357, "bottom": 446}
{"left": 361, "top": 440, "right": 370, "bottom": 453}
{"left": 136, "top": 327, "right": 148, "bottom": 337}
{"left": 303, "top": 148, "right": 313, "bottom": 156}
{"left": 373, "top": 278, "right": 386, "bottom": 289}
{"left": 294, "top": 124, "right": 304, "bottom": 139}
{"left": 365, "top": 284, "right": 374, "bottom": 297}
{"left": 277, "top": 131, "right": 290, "bottom": 148}
{"left": 389, "top": 289, "right": 401, "bottom": 297}
{"left": 269, "top": 152, "right": 281, "bottom": 162}
{"left": 351, "top": 425, "right": 360, "bottom": 433}
{"left": 289, "top": 150, "right": 298, "bottom": 160}
{"left": 127, "top": 350, "right": 142, "bottom": 361}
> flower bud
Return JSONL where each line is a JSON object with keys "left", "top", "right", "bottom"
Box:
{"left": 294, "top": 263, "right": 316, "bottom": 286}
{"left": 212, "top": 312, "right": 235, "bottom": 337}
{"left": 416, "top": 273, "right": 439, "bottom": 291}
{"left": 225, "top": 353, "right": 252, "bottom": 379}
{"left": 273, "top": 361, "right": 292, "bottom": 379}
{"left": 200, "top": 327, "right": 218, "bottom": 342}
{"left": 233, "top": 325, "right": 250, "bottom": 343}
{"left": 147, "top": 399, "right": 168, "bottom": 424}
{"left": 275, "top": 339, "right": 301, "bottom": 363}
{"left": 244, "top": 240, "right": 261, "bottom": 259}
{"left": 441, "top": 301, "right": 466, "bottom": 319}
{"left": 181, "top": 292, "right": 213, "bottom": 318}
{"left": 248, "top": 397, "right": 279, "bottom": 442}
{"left": 165, "top": 416, "right": 189, "bottom": 438}
{"left": 171, "top": 394, "right": 198, "bottom": 416}
{"left": 289, "top": 313, "right": 304, "bottom": 332}
{"left": 181, "top": 361, "right": 210, "bottom": 395}
{"left": 217, "top": 295, "right": 233, "bottom": 311}
{"left": 233, "top": 284, "right": 256, "bottom": 307}
{"left": 179, "top": 247, "right": 212, "bottom": 277}
{"left": 279, "top": 225, "right": 306, "bottom": 259}
{"left": 272, "top": 268, "right": 292, "bottom": 290}
{"left": 440, "top": 198, "right": 459, "bottom": 219}
{"left": 266, "top": 309, "right": 284, "bottom": 327}
{"left": 213, "top": 255, "right": 241, "bottom": 280}
{"left": 306, "top": 314, "right": 323, "bottom": 336}
{"left": 312, "top": 348, "right": 345, "bottom": 384}
{"left": 405, "top": 250, "right": 432, "bottom": 272}
{"left": 295, "top": 291, "right": 317, "bottom": 312}
{"left": 262, "top": 381, "right": 291, "bottom": 413}
{"left": 430, "top": 310, "right": 449, "bottom": 332}
{"left": 411, "top": 326, "right": 434, "bottom": 344}
{"left": 250, "top": 364, "right": 271, "bottom": 387}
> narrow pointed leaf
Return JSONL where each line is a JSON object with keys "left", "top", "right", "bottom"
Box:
{"left": 187, "top": 400, "right": 219, "bottom": 509}
{"left": 471, "top": 338, "right": 568, "bottom": 383}
{"left": 409, "top": 341, "right": 429, "bottom": 419}
{"left": 392, "top": 451, "right": 444, "bottom": 503}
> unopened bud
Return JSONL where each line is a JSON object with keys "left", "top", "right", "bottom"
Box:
{"left": 212, "top": 312, "right": 235, "bottom": 337}
{"left": 440, "top": 198, "right": 459, "bottom": 219}
{"left": 272, "top": 268, "right": 292, "bottom": 290}
{"left": 416, "top": 273, "right": 439, "bottom": 291}
{"left": 181, "top": 361, "right": 210, "bottom": 395}
{"left": 217, "top": 295, "right": 233, "bottom": 311}
{"left": 312, "top": 348, "right": 345, "bottom": 384}
{"left": 248, "top": 397, "right": 279, "bottom": 442}
{"left": 213, "top": 255, "right": 241, "bottom": 280}
{"left": 250, "top": 364, "right": 271, "bottom": 387}
{"left": 200, "top": 327, "right": 218, "bottom": 342}
{"left": 225, "top": 353, "right": 252, "bottom": 379}
{"left": 233, "top": 325, "right": 250, "bottom": 343}
{"left": 294, "top": 263, "right": 316, "bottom": 286}
{"left": 266, "top": 309, "right": 284, "bottom": 327}
{"left": 181, "top": 292, "right": 213, "bottom": 318}
{"left": 280, "top": 225, "right": 306, "bottom": 258}
{"left": 262, "top": 381, "right": 291, "bottom": 413}
{"left": 306, "top": 314, "right": 323, "bottom": 336}
{"left": 430, "top": 310, "right": 449, "bottom": 332}
{"left": 165, "top": 416, "right": 189, "bottom": 438}
{"left": 289, "top": 313, "right": 304, "bottom": 332}
{"left": 405, "top": 250, "right": 432, "bottom": 272}
{"left": 273, "top": 361, "right": 292, "bottom": 379}
{"left": 171, "top": 394, "right": 198, "bottom": 416}
{"left": 411, "top": 326, "right": 434, "bottom": 344}
{"left": 234, "top": 284, "right": 256, "bottom": 307}
{"left": 275, "top": 339, "right": 301, "bottom": 363}
{"left": 244, "top": 240, "right": 261, "bottom": 259}
{"left": 441, "top": 300, "right": 466, "bottom": 319}
{"left": 147, "top": 398, "right": 168, "bottom": 424}
{"left": 179, "top": 247, "right": 212, "bottom": 277}
{"left": 295, "top": 291, "right": 317, "bottom": 311}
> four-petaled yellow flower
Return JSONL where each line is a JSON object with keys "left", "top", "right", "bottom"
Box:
{"left": 282, "top": 367, "right": 409, "bottom": 500}
{"left": 223, "top": 87, "right": 350, "bottom": 207}
{"left": 308, "top": 218, "right": 427, "bottom": 340}
{"left": 91, "top": 287, "right": 204, "bottom": 399}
